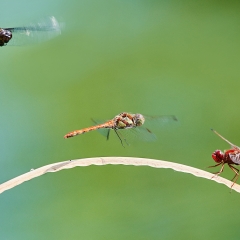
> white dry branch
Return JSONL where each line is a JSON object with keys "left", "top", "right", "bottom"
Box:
{"left": 0, "top": 157, "right": 240, "bottom": 194}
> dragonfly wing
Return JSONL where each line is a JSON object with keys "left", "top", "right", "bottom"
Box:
{"left": 132, "top": 127, "right": 157, "bottom": 142}
{"left": 90, "top": 119, "right": 153, "bottom": 144}
{"left": 144, "top": 115, "right": 178, "bottom": 127}
{"left": 112, "top": 114, "right": 178, "bottom": 145}
{"left": 116, "top": 126, "right": 157, "bottom": 144}
{"left": 6, "top": 16, "right": 62, "bottom": 46}
{"left": 91, "top": 118, "right": 110, "bottom": 139}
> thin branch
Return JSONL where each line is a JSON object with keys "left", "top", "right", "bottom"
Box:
{"left": 0, "top": 157, "right": 240, "bottom": 194}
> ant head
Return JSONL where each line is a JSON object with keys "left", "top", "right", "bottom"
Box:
{"left": 212, "top": 150, "right": 224, "bottom": 163}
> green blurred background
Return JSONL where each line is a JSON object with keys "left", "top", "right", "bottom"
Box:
{"left": 1, "top": 0, "right": 240, "bottom": 239}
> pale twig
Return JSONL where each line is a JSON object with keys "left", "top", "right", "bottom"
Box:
{"left": 0, "top": 157, "right": 239, "bottom": 194}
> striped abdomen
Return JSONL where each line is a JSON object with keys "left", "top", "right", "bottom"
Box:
{"left": 64, "top": 120, "right": 114, "bottom": 138}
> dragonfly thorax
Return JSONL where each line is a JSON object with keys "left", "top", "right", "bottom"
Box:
{"left": 113, "top": 112, "right": 145, "bottom": 129}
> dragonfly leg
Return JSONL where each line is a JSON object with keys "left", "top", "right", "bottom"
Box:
{"left": 118, "top": 131, "right": 129, "bottom": 146}
{"left": 208, "top": 162, "right": 223, "bottom": 168}
{"left": 106, "top": 129, "right": 110, "bottom": 141}
{"left": 228, "top": 164, "right": 239, "bottom": 188}
{"left": 210, "top": 162, "right": 225, "bottom": 179}
{"left": 114, "top": 129, "right": 125, "bottom": 147}
{"left": 114, "top": 129, "right": 130, "bottom": 147}
{"left": 124, "top": 139, "right": 130, "bottom": 145}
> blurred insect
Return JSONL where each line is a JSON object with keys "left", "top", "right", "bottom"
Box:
{"left": 0, "top": 16, "right": 62, "bottom": 47}
{"left": 64, "top": 112, "right": 177, "bottom": 146}
{"left": 210, "top": 129, "right": 240, "bottom": 187}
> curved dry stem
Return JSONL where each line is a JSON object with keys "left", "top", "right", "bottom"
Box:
{"left": 0, "top": 157, "right": 240, "bottom": 194}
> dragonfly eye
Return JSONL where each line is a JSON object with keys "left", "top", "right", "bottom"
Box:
{"left": 134, "top": 114, "right": 145, "bottom": 126}
{"left": 212, "top": 150, "right": 224, "bottom": 163}
{"left": 0, "top": 29, "right": 12, "bottom": 46}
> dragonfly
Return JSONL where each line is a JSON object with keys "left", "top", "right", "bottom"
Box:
{"left": 210, "top": 129, "right": 240, "bottom": 187}
{"left": 0, "top": 16, "right": 62, "bottom": 47}
{"left": 64, "top": 112, "right": 177, "bottom": 146}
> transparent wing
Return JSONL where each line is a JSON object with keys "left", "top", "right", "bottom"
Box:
{"left": 92, "top": 114, "right": 177, "bottom": 146}
{"left": 143, "top": 115, "right": 178, "bottom": 128}
{"left": 116, "top": 126, "right": 157, "bottom": 145}
{"left": 91, "top": 118, "right": 110, "bottom": 139}
{"left": 6, "top": 16, "right": 62, "bottom": 46}
{"left": 115, "top": 114, "right": 178, "bottom": 145}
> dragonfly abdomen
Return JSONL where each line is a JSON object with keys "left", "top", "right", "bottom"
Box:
{"left": 228, "top": 151, "right": 240, "bottom": 165}
{"left": 64, "top": 121, "right": 114, "bottom": 139}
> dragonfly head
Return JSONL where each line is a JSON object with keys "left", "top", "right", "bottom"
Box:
{"left": 212, "top": 150, "right": 224, "bottom": 163}
{"left": 134, "top": 114, "right": 145, "bottom": 126}
{"left": 0, "top": 29, "right": 12, "bottom": 46}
